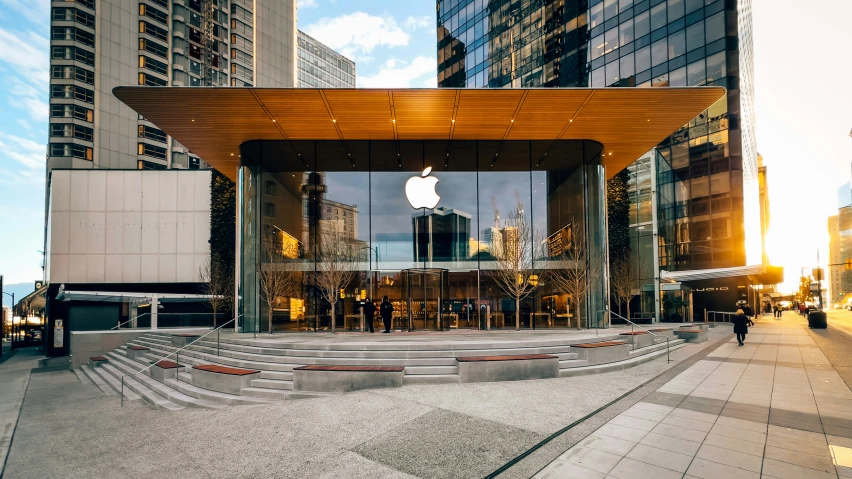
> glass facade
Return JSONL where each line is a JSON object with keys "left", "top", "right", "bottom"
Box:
{"left": 436, "top": 0, "right": 759, "bottom": 272}
{"left": 237, "top": 140, "right": 609, "bottom": 333}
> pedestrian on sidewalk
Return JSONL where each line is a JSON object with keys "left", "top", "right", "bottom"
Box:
{"left": 732, "top": 309, "right": 754, "bottom": 346}
{"left": 380, "top": 296, "right": 394, "bottom": 333}
{"left": 361, "top": 298, "right": 376, "bottom": 333}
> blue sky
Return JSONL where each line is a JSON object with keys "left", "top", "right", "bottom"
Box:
{"left": 1, "top": 0, "right": 851, "bottom": 294}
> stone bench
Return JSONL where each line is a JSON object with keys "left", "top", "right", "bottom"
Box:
{"left": 674, "top": 329, "right": 707, "bottom": 343}
{"left": 88, "top": 356, "right": 108, "bottom": 368}
{"left": 618, "top": 331, "right": 654, "bottom": 348}
{"left": 647, "top": 328, "right": 675, "bottom": 339}
{"left": 149, "top": 360, "right": 182, "bottom": 381}
{"left": 191, "top": 364, "right": 260, "bottom": 394}
{"left": 568, "top": 341, "right": 630, "bottom": 365}
{"left": 681, "top": 324, "right": 709, "bottom": 332}
{"left": 125, "top": 345, "right": 150, "bottom": 360}
{"left": 170, "top": 334, "right": 201, "bottom": 347}
{"left": 456, "top": 354, "right": 558, "bottom": 383}
{"left": 293, "top": 365, "right": 405, "bottom": 393}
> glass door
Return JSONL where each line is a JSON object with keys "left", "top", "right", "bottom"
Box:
{"left": 406, "top": 269, "right": 448, "bottom": 331}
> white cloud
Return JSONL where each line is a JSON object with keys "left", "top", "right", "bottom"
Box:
{"left": 304, "top": 12, "right": 410, "bottom": 60}
{"left": 15, "top": 119, "right": 32, "bottom": 130}
{"left": 404, "top": 16, "right": 432, "bottom": 30}
{"left": 358, "top": 56, "right": 437, "bottom": 88}
{"left": 0, "top": 133, "right": 46, "bottom": 185}
{"left": 0, "top": 28, "right": 49, "bottom": 84}
{"left": 9, "top": 77, "right": 48, "bottom": 122}
{"left": 298, "top": 0, "right": 318, "bottom": 9}
{"left": 0, "top": 0, "right": 50, "bottom": 26}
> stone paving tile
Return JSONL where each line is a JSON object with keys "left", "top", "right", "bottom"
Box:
{"left": 624, "top": 443, "right": 693, "bottom": 473}
{"left": 573, "top": 434, "right": 637, "bottom": 456}
{"left": 702, "top": 432, "right": 766, "bottom": 457}
{"left": 695, "top": 443, "right": 764, "bottom": 473}
{"left": 606, "top": 457, "right": 683, "bottom": 479}
{"left": 594, "top": 423, "right": 649, "bottom": 443}
{"left": 659, "top": 415, "right": 715, "bottom": 432}
{"left": 714, "top": 415, "right": 768, "bottom": 433}
{"left": 761, "top": 457, "right": 838, "bottom": 479}
{"left": 559, "top": 447, "right": 623, "bottom": 475}
{"left": 763, "top": 445, "right": 835, "bottom": 472}
{"left": 638, "top": 431, "right": 702, "bottom": 456}
{"left": 536, "top": 460, "right": 606, "bottom": 479}
{"left": 685, "top": 457, "right": 760, "bottom": 479}
{"left": 607, "top": 414, "right": 659, "bottom": 432}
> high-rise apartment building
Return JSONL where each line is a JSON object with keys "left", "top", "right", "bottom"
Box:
{"left": 413, "top": 208, "right": 472, "bottom": 262}
{"left": 436, "top": 0, "right": 759, "bottom": 272}
{"left": 297, "top": 30, "right": 356, "bottom": 88}
{"left": 47, "top": 0, "right": 296, "bottom": 173}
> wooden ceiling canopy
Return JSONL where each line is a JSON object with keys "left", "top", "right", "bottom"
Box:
{"left": 114, "top": 87, "right": 725, "bottom": 182}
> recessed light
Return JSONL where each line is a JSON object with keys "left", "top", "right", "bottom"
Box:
{"left": 191, "top": 119, "right": 195, "bottom": 122}
{"left": 230, "top": 153, "right": 234, "bottom": 156}
{"left": 451, "top": 119, "right": 455, "bottom": 123}
{"left": 609, "top": 152, "right": 613, "bottom": 155}
{"left": 332, "top": 119, "right": 336, "bottom": 123}
{"left": 510, "top": 119, "right": 514, "bottom": 122}
{"left": 569, "top": 119, "right": 573, "bottom": 123}
{"left": 392, "top": 119, "right": 396, "bottom": 122}
{"left": 272, "top": 119, "right": 276, "bottom": 122}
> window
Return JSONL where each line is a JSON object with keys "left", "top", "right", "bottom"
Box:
{"left": 635, "top": 45, "right": 651, "bottom": 73}
{"left": 668, "top": 29, "right": 686, "bottom": 59}
{"left": 619, "top": 19, "right": 634, "bottom": 46}
{"left": 231, "top": 63, "right": 253, "bottom": 80}
{"left": 590, "top": 34, "right": 605, "bottom": 60}
{"left": 51, "top": 65, "right": 95, "bottom": 84}
{"left": 231, "top": 4, "right": 252, "bottom": 23}
{"left": 51, "top": 85, "right": 94, "bottom": 103}
{"left": 50, "top": 143, "right": 92, "bottom": 160}
{"left": 265, "top": 181, "right": 277, "bottom": 196}
{"left": 667, "top": 0, "right": 684, "bottom": 22}
{"left": 669, "top": 66, "right": 687, "bottom": 86}
{"left": 51, "top": 26, "right": 94, "bottom": 47}
{"left": 590, "top": 3, "right": 604, "bottom": 29}
{"left": 606, "top": 60, "right": 620, "bottom": 85}
{"left": 634, "top": 11, "right": 650, "bottom": 38}
{"left": 139, "top": 21, "right": 168, "bottom": 42}
{"left": 705, "top": 12, "right": 725, "bottom": 43}
{"left": 604, "top": 27, "right": 619, "bottom": 55}
{"left": 231, "top": 33, "right": 253, "bottom": 50}
{"left": 263, "top": 202, "right": 276, "bottom": 218}
{"left": 686, "top": 21, "right": 704, "bottom": 52}
{"left": 139, "top": 55, "right": 168, "bottom": 75}
{"left": 687, "top": 60, "right": 706, "bottom": 85}
{"left": 650, "top": 3, "right": 667, "bottom": 31}
{"left": 149, "top": 0, "right": 167, "bottom": 6}
{"left": 137, "top": 125, "right": 166, "bottom": 143}
{"left": 230, "top": 19, "right": 253, "bottom": 37}
{"left": 685, "top": 0, "right": 703, "bottom": 14}
{"left": 619, "top": 52, "right": 635, "bottom": 78}
{"left": 137, "top": 142, "right": 166, "bottom": 159}
{"left": 604, "top": 0, "right": 618, "bottom": 20}
{"left": 70, "top": 0, "right": 95, "bottom": 9}
{"left": 705, "top": 51, "right": 726, "bottom": 82}
{"left": 138, "top": 72, "right": 168, "bottom": 86}
{"left": 231, "top": 48, "right": 253, "bottom": 65}
{"left": 139, "top": 38, "right": 168, "bottom": 59}
{"left": 139, "top": 3, "right": 168, "bottom": 25}
{"left": 50, "top": 123, "right": 94, "bottom": 142}
{"left": 51, "top": 46, "right": 95, "bottom": 66}
{"left": 651, "top": 38, "right": 667, "bottom": 66}
{"left": 52, "top": 7, "right": 95, "bottom": 27}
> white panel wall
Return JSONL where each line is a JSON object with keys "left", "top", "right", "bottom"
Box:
{"left": 46, "top": 170, "right": 212, "bottom": 284}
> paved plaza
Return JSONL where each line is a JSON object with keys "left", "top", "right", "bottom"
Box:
{"left": 535, "top": 312, "right": 852, "bottom": 479}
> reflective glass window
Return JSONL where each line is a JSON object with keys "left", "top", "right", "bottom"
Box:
{"left": 651, "top": 38, "right": 667, "bottom": 66}
{"left": 591, "top": 34, "right": 605, "bottom": 60}
{"left": 634, "top": 10, "right": 650, "bottom": 38}
{"left": 650, "top": 3, "right": 667, "bottom": 31}
{"left": 620, "top": 52, "right": 635, "bottom": 78}
{"left": 619, "top": 19, "right": 634, "bottom": 45}
{"left": 590, "top": 3, "right": 604, "bottom": 29}
{"left": 591, "top": 66, "right": 605, "bottom": 87}
{"left": 604, "top": 0, "right": 619, "bottom": 20}
{"left": 686, "top": 0, "right": 703, "bottom": 14}
{"left": 619, "top": 0, "right": 634, "bottom": 8}
{"left": 686, "top": 20, "right": 704, "bottom": 51}
{"left": 605, "top": 27, "right": 619, "bottom": 54}
{"left": 606, "top": 59, "right": 620, "bottom": 85}
{"left": 669, "top": 66, "right": 686, "bottom": 86}
{"left": 652, "top": 72, "right": 669, "bottom": 86}
{"left": 668, "top": 29, "right": 686, "bottom": 59}
{"left": 635, "top": 45, "right": 651, "bottom": 73}
{"left": 668, "top": 0, "right": 684, "bottom": 22}
{"left": 705, "top": 51, "right": 726, "bottom": 82}
{"left": 705, "top": 12, "right": 724, "bottom": 43}
{"left": 687, "top": 59, "right": 705, "bottom": 85}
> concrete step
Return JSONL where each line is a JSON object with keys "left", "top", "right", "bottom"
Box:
{"left": 628, "top": 339, "right": 685, "bottom": 359}
{"left": 559, "top": 359, "right": 590, "bottom": 369}
{"left": 99, "top": 363, "right": 183, "bottom": 411}
{"left": 404, "top": 365, "right": 459, "bottom": 375}
{"left": 163, "top": 378, "right": 281, "bottom": 406}
{"left": 240, "top": 387, "right": 291, "bottom": 400}
{"left": 556, "top": 352, "right": 580, "bottom": 360}
{"left": 103, "top": 352, "right": 226, "bottom": 409}
{"left": 80, "top": 365, "right": 118, "bottom": 396}
{"left": 94, "top": 363, "right": 142, "bottom": 401}
{"left": 559, "top": 342, "right": 688, "bottom": 377}
{"left": 403, "top": 374, "right": 461, "bottom": 385}
{"left": 260, "top": 371, "right": 293, "bottom": 381}
{"left": 251, "top": 378, "right": 294, "bottom": 390}
{"left": 73, "top": 368, "right": 93, "bottom": 385}
{"left": 131, "top": 338, "right": 304, "bottom": 373}
{"left": 286, "top": 391, "right": 344, "bottom": 400}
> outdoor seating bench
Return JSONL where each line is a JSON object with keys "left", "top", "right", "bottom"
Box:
{"left": 190, "top": 364, "right": 261, "bottom": 394}
{"left": 618, "top": 332, "right": 654, "bottom": 348}
{"left": 149, "top": 360, "right": 181, "bottom": 381}
{"left": 568, "top": 341, "right": 630, "bottom": 365}
{"left": 126, "top": 345, "right": 150, "bottom": 360}
{"left": 674, "top": 329, "right": 707, "bottom": 343}
{"left": 456, "top": 354, "right": 558, "bottom": 382}
{"left": 170, "top": 334, "right": 201, "bottom": 347}
{"left": 293, "top": 365, "right": 405, "bottom": 393}
{"left": 88, "top": 356, "right": 108, "bottom": 368}
{"left": 618, "top": 331, "right": 649, "bottom": 335}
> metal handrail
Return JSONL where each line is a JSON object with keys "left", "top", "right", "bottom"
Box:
{"left": 110, "top": 313, "right": 150, "bottom": 330}
{"left": 705, "top": 310, "right": 737, "bottom": 323}
{"left": 610, "top": 311, "right": 670, "bottom": 363}
{"left": 120, "top": 314, "right": 242, "bottom": 407}
{"left": 110, "top": 312, "right": 227, "bottom": 330}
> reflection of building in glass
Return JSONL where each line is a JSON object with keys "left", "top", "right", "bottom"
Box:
{"left": 436, "top": 0, "right": 759, "bottom": 270}
{"left": 481, "top": 227, "right": 504, "bottom": 259}
{"left": 757, "top": 154, "right": 769, "bottom": 266}
{"left": 297, "top": 30, "right": 356, "bottom": 88}
{"left": 413, "top": 208, "right": 471, "bottom": 262}
{"left": 829, "top": 214, "right": 842, "bottom": 302}
{"left": 547, "top": 224, "right": 573, "bottom": 258}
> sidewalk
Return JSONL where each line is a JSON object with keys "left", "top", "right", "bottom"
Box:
{"left": 535, "top": 312, "right": 852, "bottom": 478}
{"left": 0, "top": 348, "right": 46, "bottom": 477}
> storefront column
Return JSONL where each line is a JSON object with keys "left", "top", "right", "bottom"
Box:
{"left": 150, "top": 294, "right": 159, "bottom": 330}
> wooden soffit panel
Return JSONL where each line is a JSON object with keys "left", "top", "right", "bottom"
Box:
{"left": 113, "top": 87, "right": 725, "bottom": 182}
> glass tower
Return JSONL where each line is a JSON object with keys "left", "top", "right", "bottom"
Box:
{"left": 436, "top": 0, "right": 760, "bottom": 272}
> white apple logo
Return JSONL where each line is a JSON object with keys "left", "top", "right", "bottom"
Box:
{"left": 405, "top": 167, "right": 440, "bottom": 209}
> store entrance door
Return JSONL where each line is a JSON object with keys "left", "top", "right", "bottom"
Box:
{"left": 405, "top": 268, "right": 448, "bottom": 331}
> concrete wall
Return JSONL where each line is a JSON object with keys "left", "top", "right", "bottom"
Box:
{"left": 46, "top": 170, "right": 211, "bottom": 284}
{"left": 70, "top": 328, "right": 210, "bottom": 369}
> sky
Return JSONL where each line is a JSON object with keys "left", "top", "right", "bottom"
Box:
{"left": 0, "top": 0, "right": 850, "bottom": 294}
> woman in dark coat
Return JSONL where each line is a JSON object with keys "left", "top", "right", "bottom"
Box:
{"left": 732, "top": 309, "right": 754, "bottom": 346}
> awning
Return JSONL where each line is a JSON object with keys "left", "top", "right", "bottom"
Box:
{"left": 661, "top": 265, "right": 765, "bottom": 282}
{"left": 55, "top": 289, "right": 222, "bottom": 303}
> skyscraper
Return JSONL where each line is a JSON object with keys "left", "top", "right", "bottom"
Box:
{"left": 413, "top": 208, "right": 472, "bottom": 262}
{"left": 297, "top": 30, "right": 356, "bottom": 88}
{"left": 47, "top": 0, "right": 296, "bottom": 173}
{"left": 436, "top": 0, "right": 759, "bottom": 272}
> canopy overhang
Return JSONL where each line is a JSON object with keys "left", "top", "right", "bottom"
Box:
{"left": 114, "top": 87, "right": 726, "bottom": 181}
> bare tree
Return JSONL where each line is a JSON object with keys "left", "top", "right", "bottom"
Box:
{"left": 198, "top": 254, "right": 229, "bottom": 328}
{"left": 312, "top": 225, "right": 358, "bottom": 333}
{"left": 548, "top": 220, "right": 599, "bottom": 330}
{"left": 609, "top": 255, "right": 633, "bottom": 320}
{"left": 489, "top": 193, "right": 542, "bottom": 331}
{"left": 258, "top": 233, "right": 301, "bottom": 334}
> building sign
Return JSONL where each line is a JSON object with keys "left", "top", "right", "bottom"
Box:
{"left": 53, "top": 320, "right": 64, "bottom": 348}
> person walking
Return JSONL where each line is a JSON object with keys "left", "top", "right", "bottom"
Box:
{"left": 380, "top": 296, "right": 394, "bottom": 333}
{"left": 742, "top": 304, "right": 754, "bottom": 319}
{"left": 732, "top": 308, "right": 754, "bottom": 346}
{"left": 361, "top": 298, "right": 376, "bottom": 333}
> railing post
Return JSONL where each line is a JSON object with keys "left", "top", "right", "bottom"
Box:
{"left": 120, "top": 376, "right": 124, "bottom": 407}
{"left": 666, "top": 336, "right": 670, "bottom": 363}
{"left": 217, "top": 328, "right": 220, "bottom": 356}
{"left": 176, "top": 351, "right": 180, "bottom": 383}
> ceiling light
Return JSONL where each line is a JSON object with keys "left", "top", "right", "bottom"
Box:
{"left": 569, "top": 119, "right": 573, "bottom": 123}
{"left": 392, "top": 119, "right": 396, "bottom": 122}
{"left": 191, "top": 119, "right": 195, "bottom": 122}
{"left": 272, "top": 119, "right": 276, "bottom": 122}
{"left": 230, "top": 153, "right": 234, "bottom": 156}
{"left": 510, "top": 119, "right": 514, "bottom": 122}
{"left": 332, "top": 119, "right": 336, "bottom": 123}
{"left": 609, "top": 152, "right": 613, "bottom": 155}
{"left": 451, "top": 119, "right": 455, "bottom": 123}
